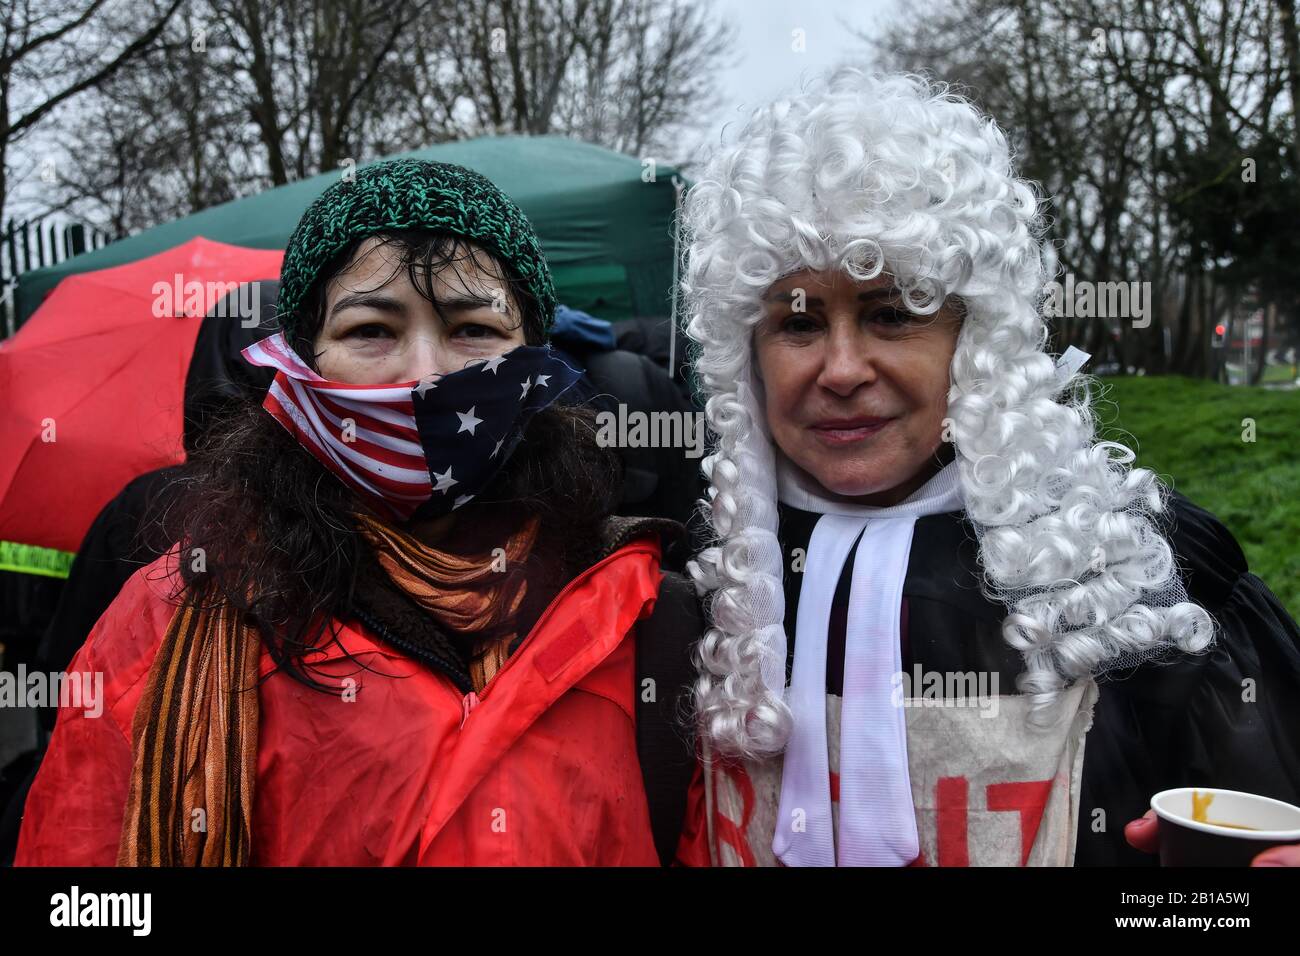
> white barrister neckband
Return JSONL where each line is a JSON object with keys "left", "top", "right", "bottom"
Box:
{"left": 772, "top": 458, "right": 964, "bottom": 866}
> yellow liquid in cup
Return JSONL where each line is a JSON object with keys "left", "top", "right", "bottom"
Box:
{"left": 1191, "top": 790, "right": 1259, "bottom": 831}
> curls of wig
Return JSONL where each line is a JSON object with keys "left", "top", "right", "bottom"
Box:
{"left": 683, "top": 69, "right": 1214, "bottom": 760}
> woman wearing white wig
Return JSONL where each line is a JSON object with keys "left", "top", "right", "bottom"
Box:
{"left": 674, "top": 69, "right": 1300, "bottom": 867}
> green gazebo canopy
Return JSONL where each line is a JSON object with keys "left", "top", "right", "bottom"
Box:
{"left": 16, "top": 135, "right": 685, "bottom": 326}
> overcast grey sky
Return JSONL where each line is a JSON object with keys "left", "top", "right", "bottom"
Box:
{"left": 683, "top": 0, "right": 903, "bottom": 163}
{"left": 720, "top": 0, "right": 900, "bottom": 107}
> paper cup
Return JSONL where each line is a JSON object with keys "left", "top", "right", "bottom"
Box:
{"left": 1151, "top": 787, "right": 1300, "bottom": 867}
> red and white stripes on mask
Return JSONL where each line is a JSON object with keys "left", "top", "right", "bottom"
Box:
{"left": 241, "top": 332, "right": 580, "bottom": 522}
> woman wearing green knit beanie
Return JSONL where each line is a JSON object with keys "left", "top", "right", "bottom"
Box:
{"left": 16, "top": 159, "right": 702, "bottom": 868}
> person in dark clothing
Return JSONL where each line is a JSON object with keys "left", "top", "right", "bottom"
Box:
{"left": 773, "top": 494, "right": 1300, "bottom": 865}
{"left": 609, "top": 313, "right": 696, "bottom": 399}
{"left": 673, "top": 70, "right": 1300, "bottom": 868}
{"left": 0, "top": 281, "right": 281, "bottom": 865}
{"left": 32, "top": 280, "right": 282, "bottom": 705}
{"left": 550, "top": 305, "right": 707, "bottom": 570}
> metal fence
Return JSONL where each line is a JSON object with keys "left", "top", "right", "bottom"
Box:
{"left": 1, "top": 218, "right": 113, "bottom": 338}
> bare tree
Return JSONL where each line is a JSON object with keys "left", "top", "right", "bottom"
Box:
{"left": 0, "top": 0, "right": 183, "bottom": 230}
{"left": 42, "top": 0, "right": 733, "bottom": 239}
{"left": 394, "top": 0, "right": 735, "bottom": 159}
{"left": 209, "top": 0, "right": 439, "bottom": 185}
{"left": 869, "top": 0, "right": 1298, "bottom": 378}
{"left": 51, "top": 0, "right": 440, "bottom": 226}
{"left": 51, "top": 3, "right": 259, "bottom": 233}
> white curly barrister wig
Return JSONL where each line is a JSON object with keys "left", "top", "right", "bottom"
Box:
{"left": 683, "top": 69, "right": 1216, "bottom": 760}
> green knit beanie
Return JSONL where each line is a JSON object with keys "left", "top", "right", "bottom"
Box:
{"left": 277, "top": 158, "right": 556, "bottom": 342}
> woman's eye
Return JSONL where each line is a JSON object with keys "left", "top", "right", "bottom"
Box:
{"left": 453, "top": 323, "right": 501, "bottom": 340}
{"left": 779, "top": 315, "right": 819, "bottom": 335}
{"left": 345, "top": 323, "right": 394, "bottom": 340}
{"left": 871, "top": 308, "right": 914, "bottom": 327}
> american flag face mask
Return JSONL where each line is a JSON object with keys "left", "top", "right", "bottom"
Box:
{"left": 241, "top": 332, "right": 582, "bottom": 522}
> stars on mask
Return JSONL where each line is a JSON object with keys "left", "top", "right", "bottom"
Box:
{"left": 383, "top": 347, "right": 580, "bottom": 521}
{"left": 456, "top": 406, "right": 483, "bottom": 436}
{"left": 431, "top": 466, "right": 458, "bottom": 494}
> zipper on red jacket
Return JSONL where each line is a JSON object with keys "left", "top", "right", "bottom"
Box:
{"left": 460, "top": 690, "right": 480, "bottom": 728}
{"left": 349, "top": 602, "right": 474, "bottom": 694}
{"left": 458, "top": 542, "right": 657, "bottom": 725}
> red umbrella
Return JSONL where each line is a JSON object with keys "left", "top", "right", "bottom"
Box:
{"left": 0, "top": 237, "right": 284, "bottom": 555}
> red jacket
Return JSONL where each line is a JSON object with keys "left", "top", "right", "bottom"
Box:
{"left": 16, "top": 536, "right": 669, "bottom": 866}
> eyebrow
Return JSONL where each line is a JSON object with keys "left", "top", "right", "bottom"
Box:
{"left": 329, "top": 292, "right": 407, "bottom": 320}
{"left": 763, "top": 289, "right": 898, "bottom": 306}
{"left": 435, "top": 293, "right": 503, "bottom": 313}
{"left": 327, "top": 291, "right": 507, "bottom": 323}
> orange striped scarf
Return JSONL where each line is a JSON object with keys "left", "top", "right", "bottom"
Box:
{"left": 116, "top": 592, "right": 259, "bottom": 866}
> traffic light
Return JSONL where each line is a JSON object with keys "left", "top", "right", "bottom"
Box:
{"left": 1212, "top": 323, "right": 1227, "bottom": 348}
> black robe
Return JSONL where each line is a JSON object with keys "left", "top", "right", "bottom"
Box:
{"left": 778, "top": 492, "right": 1300, "bottom": 866}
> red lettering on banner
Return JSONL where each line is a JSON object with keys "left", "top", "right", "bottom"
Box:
{"left": 925, "top": 776, "right": 1055, "bottom": 866}
{"left": 713, "top": 762, "right": 758, "bottom": 867}
{"left": 936, "top": 776, "right": 969, "bottom": 867}
{"left": 986, "top": 779, "right": 1054, "bottom": 865}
